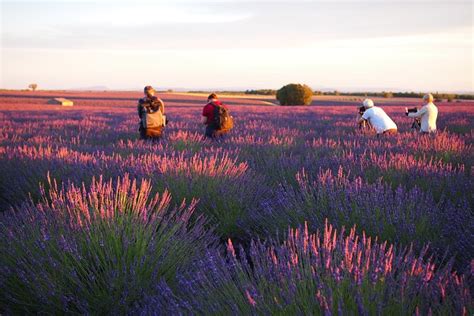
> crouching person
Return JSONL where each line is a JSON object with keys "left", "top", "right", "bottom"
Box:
{"left": 358, "top": 99, "right": 397, "bottom": 135}
{"left": 138, "top": 85, "right": 166, "bottom": 139}
{"left": 201, "top": 93, "right": 233, "bottom": 138}
{"left": 405, "top": 93, "right": 438, "bottom": 134}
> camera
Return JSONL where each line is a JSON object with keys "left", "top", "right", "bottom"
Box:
{"left": 405, "top": 107, "right": 421, "bottom": 129}
{"left": 357, "top": 106, "right": 372, "bottom": 131}
{"left": 406, "top": 107, "right": 418, "bottom": 115}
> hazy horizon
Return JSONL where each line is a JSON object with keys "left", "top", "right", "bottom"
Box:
{"left": 1, "top": 0, "right": 473, "bottom": 93}
{"left": 2, "top": 86, "right": 473, "bottom": 95}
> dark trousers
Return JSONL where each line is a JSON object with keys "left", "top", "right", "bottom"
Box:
{"left": 139, "top": 126, "right": 163, "bottom": 139}
{"left": 205, "top": 126, "right": 228, "bottom": 138}
{"left": 139, "top": 126, "right": 147, "bottom": 139}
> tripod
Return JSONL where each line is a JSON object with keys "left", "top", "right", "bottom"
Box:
{"left": 411, "top": 118, "right": 421, "bottom": 130}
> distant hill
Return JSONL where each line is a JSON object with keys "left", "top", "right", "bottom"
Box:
{"left": 70, "top": 86, "right": 109, "bottom": 91}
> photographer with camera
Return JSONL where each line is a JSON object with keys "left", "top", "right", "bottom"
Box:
{"left": 357, "top": 99, "right": 397, "bottom": 135}
{"left": 357, "top": 105, "right": 372, "bottom": 131}
{"left": 137, "top": 85, "right": 166, "bottom": 139}
{"left": 405, "top": 94, "right": 438, "bottom": 134}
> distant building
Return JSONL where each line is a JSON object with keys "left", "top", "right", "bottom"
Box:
{"left": 48, "top": 98, "right": 74, "bottom": 106}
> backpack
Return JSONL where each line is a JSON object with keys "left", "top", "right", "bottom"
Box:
{"left": 145, "top": 111, "right": 165, "bottom": 129}
{"left": 141, "top": 98, "right": 165, "bottom": 129}
{"left": 212, "top": 103, "right": 233, "bottom": 131}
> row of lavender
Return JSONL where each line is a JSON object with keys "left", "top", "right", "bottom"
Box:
{"left": 1, "top": 176, "right": 471, "bottom": 314}
{"left": 1, "top": 99, "right": 473, "bottom": 313}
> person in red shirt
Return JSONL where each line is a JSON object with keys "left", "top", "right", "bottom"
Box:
{"left": 201, "top": 93, "right": 229, "bottom": 138}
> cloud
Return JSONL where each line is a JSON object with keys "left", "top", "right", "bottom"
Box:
{"left": 1, "top": 2, "right": 254, "bottom": 49}
{"left": 4, "top": 0, "right": 471, "bottom": 3}
{"left": 79, "top": 4, "right": 253, "bottom": 26}
{"left": 2, "top": 1, "right": 472, "bottom": 51}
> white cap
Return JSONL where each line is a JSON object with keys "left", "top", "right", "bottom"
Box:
{"left": 363, "top": 99, "right": 374, "bottom": 108}
{"left": 423, "top": 93, "right": 434, "bottom": 103}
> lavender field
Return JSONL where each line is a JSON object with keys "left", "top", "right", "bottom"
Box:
{"left": 0, "top": 91, "right": 473, "bottom": 314}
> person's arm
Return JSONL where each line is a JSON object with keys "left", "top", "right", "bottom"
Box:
{"left": 358, "top": 111, "right": 370, "bottom": 125}
{"left": 408, "top": 106, "right": 427, "bottom": 118}
{"left": 158, "top": 99, "right": 165, "bottom": 114}
{"left": 137, "top": 100, "right": 143, "bottom": 119}
{"left": 202, "top": 104, "right": 210, "bottom": 124}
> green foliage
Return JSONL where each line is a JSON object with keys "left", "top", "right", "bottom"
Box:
{"left": 0, "top": 175, "right": 215, "bottom": 314}
{"left": 323, "top": 90, "right": 472, "bottom": 100}
{"left": 276, "top": 83, "right": 313, "bottom": 106}
{"left": 434, "top": 92, "right": 456, "bottom": 102}
{"left": 245, "top": 89, "right": 277, "bottom": 95}
{"left": 154, "top": 171, "right": 266, "bottom": 240}
{"left": 382, "top": 91, "right": 393, "bottom": 98}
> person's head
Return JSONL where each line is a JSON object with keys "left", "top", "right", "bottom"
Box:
{"left": 208, "top": 93, "right": 218, "bottom": 102}
{"left": 363, "top": 99, "right": 375, "bottom": 109}
{"left": 423, "top": 93, "right": 434, "bottom": 104}
{"left": 144, "top": 86, "right": 155, "bottom": 97}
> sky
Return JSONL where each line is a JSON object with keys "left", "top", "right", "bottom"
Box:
{"left": 1, "top": 0, "right": 473, "bottom": 92}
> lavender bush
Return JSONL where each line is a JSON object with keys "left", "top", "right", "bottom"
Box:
{"left": 251, "top": 167, "right": 473, "bottom": 270}
{"left": 0, "top": 92, "right": 473, "bottom": 313}
{"left": 0, "top": 174, "right": 216, "bottom": 314}
{"left": 139, "top": 221, "right": 472, "bottom": 315}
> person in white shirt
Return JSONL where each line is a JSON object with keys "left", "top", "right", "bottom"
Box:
{"left": 358, "top": 99, "right": 398, "bottom": 135}
{"left": 405, "top": 94, "right": 438, "bottom": 133}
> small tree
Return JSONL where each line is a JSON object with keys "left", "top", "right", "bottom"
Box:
{"left": 276, "top": 83, "right": 313, "bottom": 106}
{"left": 446, "top": 94, "right": 455, "bottom": 102}
{"left": 28, "top": 84, "right": 38, "bottom": 91}
{"left": 433, "top": 92, "right": 442, "bottom": 102}
{"left": 382, "top": 91, "right": 393, "bottom": 98}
